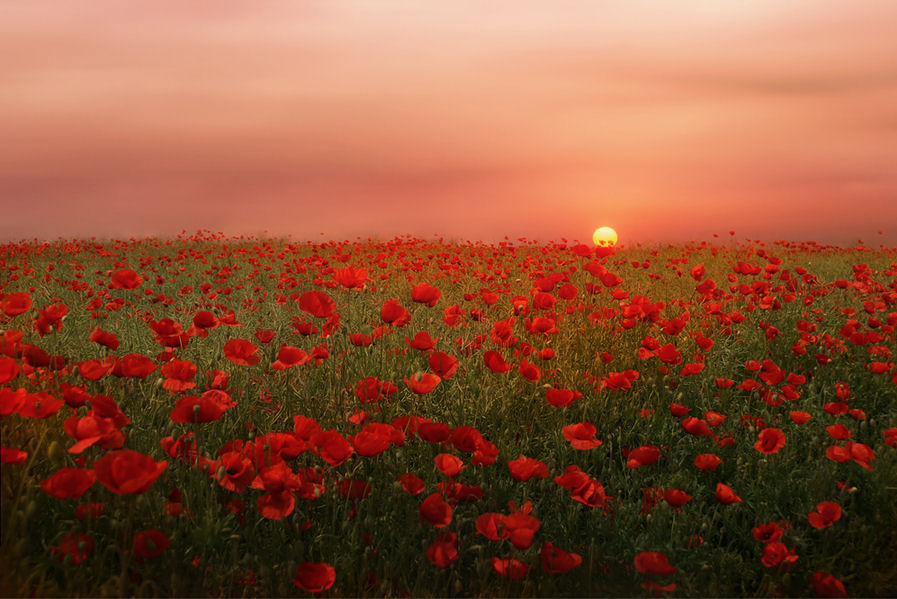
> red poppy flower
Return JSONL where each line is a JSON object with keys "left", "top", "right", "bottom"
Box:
{"left": 715, "top": 482, "right": 742, "bottom": 505}
{"left": 133, "top": 529, "right": 169, "bottom": 561}
{"left": 423, "top": 531, "right": 459, "bottom": 568}
{"left": 94, "top": 450, "right": 167, "bottom": 495}
{"left": 627, "top": 445, "right": 660, "bottom": 469}
{"left": 170, "top": 394, "right": 227, "bottom": 424}
{"left": 223, "top": 339, "right": 260, "bottom": 366}
{"left": 293, "top": 562, "right": 336, "bottom": 593}
{"left": 0, "top": 357, "right": 19, "bottom": 385}
{"left": 161, "top": 359, "right": 197, "bottom": 392}
{"left": 562, "top": 422, "right": 602, "bottom": 450}
{"left": 545, "top": 387, "right": 582, "bottom": 407}
{"left": 681, "top": 417, "right": 712, "bottom": 437}
{"left": 669, "top": 402, "right": 689, "bottom": 417}
{"left": 298, "top": 291, "right": 336, "bottom": 318}
{"left": 663, "top": 488, "right": 692, "bottom": 508}
{"left": 111, "top": 353, "right": 157, "bottom": 378}
{"left": 192, "top": 310, "right": 220, "bottom": 330}
{"left": 110, "top": 268, "right": 143, "bottom": 290}
{"left": 435, "top": 453, "right": 465, "bottom": 478}
{"left": 655, "top": 344, "right": 682, "bottom": 365}
{"left": 518, "top": 359, "right": 541, "bottom": 382}
{"left": 77, "top": 357, "right": 114, "bottom": 381}
{"left": 449, "top": 426, "right": 483, "bottom": 452}
{"left": 634, "top": 551, "right": 676, "bottom": 577}
{"left": 541, "top": 541, "right": 582, "bottom": 574}
{"left": 397, "top": 472, "right": 426, "bottom": 495}
{"left": 471, "top": 438, "right": 499, "bottom": 466}
{"left": 312, "top": 430, "right": 353, "bottom": 466}
{"left": 271, "top": 345, "right": 308, "bottom": 371}
{"left": 1, "top": 445, "right": 28, "bottom": 465}
{"left": 825, "top": 424, "right": 852, "bottom": 440}
{"left": 411, "top": 283, "right": 442, "bottom": 307}
{"left": 89, "top": 328, "right": 119, "bottom": 350}
{"left": 17, "top": 392, "right": 64, "bottom": 419}
{"left": 808, "top": 501, "right": 842, "bottom": 529}
{"left": 418, "top": 421, "right": 451, "bottom": 443}
{"left": 381, "top": 299, "right": 411, "bottom": 326}
{"left": 428, "top": 351, "right": 459, "bottom": 379}
{"left": 419, "top": 492, "right": 453, "bottom": 527}
{"left": 1, "top": 292, "right": 32, "bottom": 316}
{"left": 41, "top": 468, "right": 96, "bottom": 499}
{"left": 354, "top": 377, "right": 397, "bottom": 404}
{"left": 554, "top": 465, "right": 589, "bottom": 490}
{"left": 761, "top": 542, "right": 798, "bottom": 569}
{"left": 51, "top": 532, "right": 94, "bottom": 564}
{"left": 503, "top": 503, "right": 541, "bottom": 549}
{"left": 507, "top": 456, "right": 549, "bottom": 481}
{"left": 790, "top": 411, "right": 812, "bottom": 425}
{"left": 484, "top": 350, "right": 511, "bottom": 374}
{"left": 754, "top": 427, "right": 786, "bottom": 454}
{"left": 333, "top": 266, "right": 368, "bottom": 289}
{"left": 570, "top": 479, "right": 609, "bottom": 508}
{"left": 751, "top": 521, "right": 783, "bottom": 543}
{"left": 63, "top": 414, "right": 124, "bottom": 454}
{"left": 348, "top": 428, "right": 390, "bottom": 458}
{"left": 404, "top": 372, "right": 441, "bottom": 394}
{"left": 695, "top": 453, "right": 722, "bottom": 471}
{"left": 809, "top": 571, "right": 847, "bottom": 598}
{"left": 215, "top": 451, "right": 256, "bottom": 493}
{"left": 492, "top": 557, "right": 530, "bottom": 580}
{"left": 406, "top": 331, "right": 438, "bottom": 352}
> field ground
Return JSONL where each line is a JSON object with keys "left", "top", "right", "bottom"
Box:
{"left": 1, "top": 234, "right": 896, "bottom": 597}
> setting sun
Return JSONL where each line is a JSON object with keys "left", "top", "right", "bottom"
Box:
{"left": 593, "top": 226, "right": 618, "bottom": 247}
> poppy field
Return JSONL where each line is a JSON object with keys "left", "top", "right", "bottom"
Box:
{"left": 1, "top": 232, "right": 896, "bottom": 597}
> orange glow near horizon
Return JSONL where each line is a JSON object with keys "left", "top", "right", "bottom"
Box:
{"left": 0, "top": 2, "right": 896, "bottom": 245}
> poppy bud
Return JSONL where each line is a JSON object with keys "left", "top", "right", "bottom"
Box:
{"left": 24, "top": 499, "right": 36, "bottom": 522}
{"left": 47, "top": 440, "right": 64, "bottom": 462}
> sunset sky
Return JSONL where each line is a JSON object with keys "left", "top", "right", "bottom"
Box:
{"left": 2, "top": 1, "right": 896, "bottom": 245}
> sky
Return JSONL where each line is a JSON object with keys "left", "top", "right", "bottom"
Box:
{"left": 1, "top": 1, "right": 896, "bottom": 245}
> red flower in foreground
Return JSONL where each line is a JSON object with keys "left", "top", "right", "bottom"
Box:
{"left": 426, "top": 532, "right": 458, "bottom": 568}
{"left": 541, "top": 541, "right": 582, "bottom": 574}
{"left": 694, "top": 453, "right": 722, "bottom": 471}
{"left": 715, "top": 483, "right": 742, "bottom": 505}
{"left": 506, "top": 455, "right": 549, "bottom": 482}
{"left": 808, "top": 501, "right": 842, "bottom": 529}
{"left": 133, "top": 529, "right": 169, "bottom": 561}
{"left": 634, "top": 551, "right": 676, "bottom": 577}
{"left": 434, "top": 453, "right": 465, "bottom": 478}
{"left": 626, "top": 445, "right": 660, "bottom": 469}
{"left": 761, "top": 542, "right": 798, "bottom": 569}
{"left": 41, "top": 468, "right": 96, "bottom": 499}
{"left": 562, "top": 422, "right": 602, "bottom": 450}
{"left": 293, "top": 562, "right": 336, "bottom": 593}
{"left": 663, "top": 488, "right": 692, "bottom": 508}
{"left": 298, "top": 291, "right": 336, "bottom": 318}
{"left": 752, "top": 521, "right": 783, "bottom": 544}
{"left": 223, "top": 339, "right": 260, "bottom": 366}
{"left": 110, "top": 268, "right": 143, "bottom": 290}
{"left": 809, "top": 571, "right": 847, "bottom": 598}
{"left": 492, "top": 557, "right": 530, "bottom": 580}
{"left": 754, "top": 427, "right": 786, "bottom": 454}
{"left": 404, "top": 372, "right": 441, "bottom": 394}
{"left": 545, "top": 387, "right": 582, "bottom": 408}
{"left": 419, "top": 492, "right": 453, "bottom": 528}
{"left": 51, "top": 532, "right": 94, "bottom": 565}
{"left": 1, "top": 292, "right": 32, "bottom": 316}
{"left": 397, "top": 473, "right": 426, "bottom": 495}
{"left": 271, "top": 345, "right": 308, "bottom": 371}
{"left": 1, "top": 445, "right": 28, "bottom": 465}
{"left": 93, "top": 450, "right": 167, "bottom": 495}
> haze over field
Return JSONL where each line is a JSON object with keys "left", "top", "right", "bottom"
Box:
{"left": 1, "top": 1, "right": 896, "bottom": 244}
